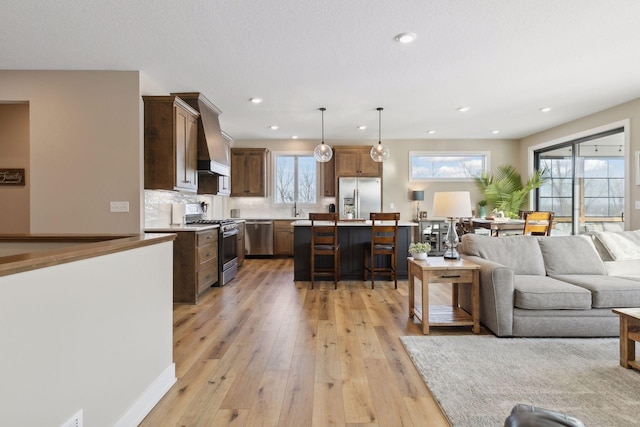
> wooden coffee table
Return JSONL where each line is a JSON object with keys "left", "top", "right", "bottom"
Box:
{"left": 613, "top": 308, "right": 640, "bottom": 370}
{"left": 408, "top": 257, "right": 480, "bottom": 334}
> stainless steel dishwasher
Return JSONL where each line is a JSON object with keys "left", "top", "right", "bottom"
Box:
{"left": 245, "top": 220, "right": 274, "bottom": 256}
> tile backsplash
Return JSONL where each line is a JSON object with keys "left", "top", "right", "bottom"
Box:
{"left": 144, "top": 190, "right": 224, "bottom": 227}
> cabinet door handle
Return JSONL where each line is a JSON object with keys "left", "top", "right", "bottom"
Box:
{"left": 441, "top": 274, "right": 461, "bottom": 278}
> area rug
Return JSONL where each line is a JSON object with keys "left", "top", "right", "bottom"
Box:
{"left": 400, "top": 335, "right": 640, "bottom": 427}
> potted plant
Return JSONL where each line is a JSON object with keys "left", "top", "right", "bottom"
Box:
{"left": 474, "top": 164, "right": 545, "bottom": 219}
{"left": 478, "top": 200, "right": 488, "bottom": 219}
{"left": 344, "top": 205, "right": 355, "bottom": 219}
{"left": 409, "top": 242, "right": 431, "bottom": 260}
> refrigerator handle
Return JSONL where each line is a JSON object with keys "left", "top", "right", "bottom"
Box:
{"left": 355, "top": 188, "right": 359, "bottom": 219}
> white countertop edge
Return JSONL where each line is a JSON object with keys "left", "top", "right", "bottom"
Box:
{"left": 292, "top": 220, "right": 417, "bottom": 227}
{"left": 144, "top": 224, "right": 220, "bottom": 232}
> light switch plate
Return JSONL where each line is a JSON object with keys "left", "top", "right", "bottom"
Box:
{"left": 635, "top": 201, "right": 640, "bottom": 210}
{"left": 110, "top": 201, "right": 129, "bottom": 213}
{"left": 390, "top": 202, "right": 395, "bottom": 209}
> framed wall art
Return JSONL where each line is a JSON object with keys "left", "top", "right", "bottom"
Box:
{"left": 0, "top": 168, "right": 25, "bottom": 186}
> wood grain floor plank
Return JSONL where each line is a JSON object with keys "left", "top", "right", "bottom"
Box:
{"left": 312, "top": 381, "right": 347, "bottom": 427}
{"left": 244, "top": 370, "right": 289, "bottom": 427}
{"left": 278, "top": 355, "right": 315, "bottom": 426}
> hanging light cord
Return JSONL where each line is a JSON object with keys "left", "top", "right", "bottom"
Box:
{"left": 320, "top": 107, "right": 325, "bottom": 143}
{"left": 377, "top": 107, "right": 383, "bottom": 144}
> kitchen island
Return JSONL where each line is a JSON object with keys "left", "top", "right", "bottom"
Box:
{"left": 292, "top": 220, "right": 416, "bottom": 281}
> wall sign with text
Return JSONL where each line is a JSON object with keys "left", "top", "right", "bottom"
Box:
{"left": 0, "top": 169, "right": 25, "bottom": 186}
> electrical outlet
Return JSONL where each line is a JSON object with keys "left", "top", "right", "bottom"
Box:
{"left": 390, "top": 202, "right": 395, "bottom": 209}
{"left": 61, "top": 410, "right": 83, "bottom": 427}
{"left": 635, "top": 201, "right": 640, "bottom": 210}
{"left": 110, "top": 201, "right": 129, "bottom": 213}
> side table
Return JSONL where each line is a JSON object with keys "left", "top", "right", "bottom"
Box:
{"left": 612, "top": 308, "right": 640, "bottom": 370}
{"left": 408, "top": 257, "right": 480, "bottom": 334}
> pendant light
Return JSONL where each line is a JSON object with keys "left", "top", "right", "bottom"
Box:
{"left": 313, "top": 107, "right": 333, "bottom": 162}
{"left": 370, "top": 107, "right": 390, "bottom": 162}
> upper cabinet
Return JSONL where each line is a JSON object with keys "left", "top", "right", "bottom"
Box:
{"left": 143, "top": 96, "right": 199, "bottom": 192}
{"left": 334, "top": 146, "right": 382, "bottom": 177}
{"left": 231, "top": 148, "right": 268, "bottom": 197}
{"left": 323, "top": 155, "right": 336, "bottom": 197}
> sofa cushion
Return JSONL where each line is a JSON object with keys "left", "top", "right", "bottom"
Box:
{"left": 592, "top": 230, "right": 640, "bottom": 261}
{"left": 461, "top": 234, "right": 546, "bottom": 275}
{"left": 538, "top": 236, "right": 606, "bottom": 275}
{"left": 603, "top": 260, "right": 640, "bottom": 281}
{"left": 514, "top": 275, "right": 592, "bottom": 310}
{"left": 552, "top": 274, "right": 640, "bottom": 308}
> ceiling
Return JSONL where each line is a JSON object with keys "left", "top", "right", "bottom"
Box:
{"left": 2, "top": 0, "right": 640, "bottom": 141}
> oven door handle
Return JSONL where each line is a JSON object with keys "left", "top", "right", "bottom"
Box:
{"left": 223, "top": 229, "right": 239, "bottom": 238}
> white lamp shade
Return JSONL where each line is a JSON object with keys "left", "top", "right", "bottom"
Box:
{"left": 432, "top": 191, "right": 472, "bottom": 218}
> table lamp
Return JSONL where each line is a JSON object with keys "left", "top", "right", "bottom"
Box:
{"left": 412, "top": 190, "right": 424, "bottom": 221}
{"left": 432, "top": 191, "right": 472, "bottom": 259}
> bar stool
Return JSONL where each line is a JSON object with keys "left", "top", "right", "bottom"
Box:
{"left": 364, "top": 212, "right": 400, "bottom": 289}
{"left": 309, "top": 212, "right": 340, "bottom": 289}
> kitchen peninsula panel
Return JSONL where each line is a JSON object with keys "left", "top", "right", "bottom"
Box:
{"left": 292, "top": 221, "right": 414, "bottom": 281}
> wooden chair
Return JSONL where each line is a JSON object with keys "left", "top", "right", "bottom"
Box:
{"left": 523, "top": 211, "right": 554, "bottom": 236}
{"left": 364, "top": 212, "right": 400, "bottom": 289}
{"left": 309, "top": 212, "right": 340, "bottom": 289}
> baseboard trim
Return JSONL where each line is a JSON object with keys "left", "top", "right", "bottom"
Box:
{"left": 114, "top": 363, "right": 176, "bottom": 427}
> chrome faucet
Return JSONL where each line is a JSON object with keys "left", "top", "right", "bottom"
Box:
{"left": 293, "top": 201, "right": 299, "bottom": 217}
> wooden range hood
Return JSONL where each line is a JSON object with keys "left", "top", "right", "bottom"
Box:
{"left": 171, "top": 92, "right": 230, "bottom": 177}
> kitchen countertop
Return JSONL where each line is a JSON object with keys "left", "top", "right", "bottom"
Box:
{"left": 0, "top": 233, "right": 176, "bottom": 277}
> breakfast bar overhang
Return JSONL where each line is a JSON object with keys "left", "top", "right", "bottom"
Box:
{"left": 292, "top": 220, "right": 416, "bottom": 281}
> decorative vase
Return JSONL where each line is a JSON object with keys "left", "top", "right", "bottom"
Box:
{"left": 478, "top": 206, "right": 487, "bottom": 219}
{"left": 412, "top": 252, "right": 427, "bottom": 260}
{"left": 346, "top": 213, "right": 353, "bottom": 220}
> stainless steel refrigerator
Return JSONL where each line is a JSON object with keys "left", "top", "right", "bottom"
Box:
{"left": 338, "top": 177, "right": 382, "bottom": 220}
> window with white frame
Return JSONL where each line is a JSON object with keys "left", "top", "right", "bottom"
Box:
{"left": 274, "top": 153, "right": 318, "bottom": 204}
{"left": 409, "top": 151, "right": 489, "bottom": 181}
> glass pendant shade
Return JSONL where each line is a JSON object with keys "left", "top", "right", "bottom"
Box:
{"left": 370, "top": 107, "right": 389, "bottom": 162}
{"left": 370, "top": 142, "right": 390, "bottom": 162}
{"left": 314, "top": 107, "right": 333, "bottom": 162}
{"left": 314, "top": 143, "right": 333, "bottom": 162}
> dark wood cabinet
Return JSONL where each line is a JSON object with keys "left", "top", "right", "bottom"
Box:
{"left": 334, "top": 146, "right": 382, "bottom": 177}
{"left": 143, "top": 96, "right": 199, "bottom": 192}
{"left": 230, "top": 148, "right": 268, "bottom": 197}
{"left": 236, "top": 221, "right": 245, "bottom": 267}
{"left": 198, "top": 173, "right": 230, "bottom": 196}
{"left": 273, "top": 220, "right": 294, "bottom": 256}
{"left": 166, "top": 229, "right": 218, "bottom": 304}
{"left": 323, "top": 155, "right": 336, "bottom": 197}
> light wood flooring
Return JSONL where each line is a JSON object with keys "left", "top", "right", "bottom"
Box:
{"left": 140, "top": 258, "right": 477, "bottom": 426}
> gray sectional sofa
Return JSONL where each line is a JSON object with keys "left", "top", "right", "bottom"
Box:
{"left": 458, "top": 231, "right": 640, "bottom": 337}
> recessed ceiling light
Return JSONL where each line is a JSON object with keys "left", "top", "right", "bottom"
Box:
{"left": 269, "top": 125, "right": 279, "bottom": 130}
{"left": 457, "top": 106, "right": 470, "bottom": 112}
{"left": 395, "top": 32, "right": 417, "bottom": 43}
{"left": 427, "top": 130, "right": 436, "bottom": 134}
{"left": 491, "top": 130, "right": 500, "bottom": 134}
{"left": 291, "top": 135, "right": 298, "bottom": 139}
{"left": 249, "top": 98, "right": 263, "bottom": 104}
{"left": 357, "top": 125, "right": 367, "bottom": 130}
{"left": 540, "top": 107, "right": 552, "bottom": 113}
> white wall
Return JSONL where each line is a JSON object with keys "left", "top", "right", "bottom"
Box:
{"left": 0, "top": 71, "right": 143, "bottom": 234}
{"left": 231, "top": 138, "right": 519, "bottom": 220}
{"left": 520, "top": 97, "right": 640, "bottom": 230}
{"left": 0, "top": 241, "right": 175, "bottom": 426}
